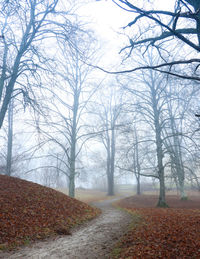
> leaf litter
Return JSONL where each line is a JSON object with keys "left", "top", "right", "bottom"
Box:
{"left": 113, "top": 195, "right": 200, "bottom": 259}
{"left": 0, "top": 175, "right": 100, "bottom": 250}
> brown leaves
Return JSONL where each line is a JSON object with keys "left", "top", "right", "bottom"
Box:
{"left": 114, "top": 195, "right": 200, "bottom": 259}
{"left": 0, "top": 175, "right": 100, "bottom": 250}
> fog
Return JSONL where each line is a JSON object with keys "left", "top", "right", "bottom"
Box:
{"left": 0, "top": 0, "right": 200, "bottom": 204}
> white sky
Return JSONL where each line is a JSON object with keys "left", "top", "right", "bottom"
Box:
{"left": 78, "top": 0, "right": 176, "bottom": 68}
{"left": 78, "top": 1, "right": 134, "bottom": 66}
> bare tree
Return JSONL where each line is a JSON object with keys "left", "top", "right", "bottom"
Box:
{"left": 163, "top": 81, "right": 200, "bottom": 199}
{"left": 117, "top": 124, "right": 142, "bottom": 195}
{"left": 0, "top": 0, "right": 76, "bottom": 128}
{"left": 0, "top": 103, "right": 37, "bottom": 178}
{"left": 118, "top": 49, "right": 200, "bottom": 205}
{"left": 6, "top": 97, "right": 13, "bottom": 176}
{"left": 89, "top": 84, "right": 124, "bottom": 196}
{"left": 36, "top": 32, "right": 99, "bottom": 197}
{"left": 118, "top": 50, "right": 171, "bottom": 206}
{"left": 130, "top": 127, "right": 141, "bottom": 195}
{"left": 97, "top": 0, "right": 200, "bottom": 81}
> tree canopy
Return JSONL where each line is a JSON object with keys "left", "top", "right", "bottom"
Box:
{"left": 98, "top": 0, "right": 200, "bottom": 81}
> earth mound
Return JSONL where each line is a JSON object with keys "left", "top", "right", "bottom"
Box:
{"left": 0, "top": 175, "right": 100, "bottom": 250}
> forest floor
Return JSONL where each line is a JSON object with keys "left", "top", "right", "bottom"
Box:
{"left": 0, "top": 175, "right": 100, "bottom": 251}
{"left": 1, "top": 176, "right": 200, "bottom": 258}
{"left": 0, "top": 197, "right": 132, "bottom": 259}
{"left": 112, "top": 194, "right": 200, "bottom": 258}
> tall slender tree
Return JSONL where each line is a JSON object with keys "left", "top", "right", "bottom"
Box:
{"left": 0, "top": 0, "right": 76, "bottom": 128}
{"left": 36, "top": 32, "right": 99, "bottom": 197}
{"left": 89, "top": 84, "right": 123, "bottom": 196}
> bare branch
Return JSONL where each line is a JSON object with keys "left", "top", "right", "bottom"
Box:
{"left": 89, "top": 59, "right": 200, "bottom": 81}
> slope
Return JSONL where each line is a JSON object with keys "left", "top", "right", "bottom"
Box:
{"left": 0, "top": 175, "right": 100, "bottom": 250}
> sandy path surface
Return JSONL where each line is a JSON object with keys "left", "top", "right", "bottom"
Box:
{"left": 0, "top": 197, "right": 132, "bottom": 259}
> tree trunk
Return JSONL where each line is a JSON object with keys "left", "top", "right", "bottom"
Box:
{"left": 136, "top": 175, "right": 141, "bottom": 195}
{"left": 179, "top": 180, "right": 187, "bottom": 200}
{"left": 68, "top": 145, "right": 76, "bottom": 198}
{"left": 108, "top": 127, "right": 115, "bottom": 196}
{"left": 106, "top": 143, "right": 114, "bottom": 196}
{"left": 152, "top": 84, "right": 168, "bottom": 207}
{"left": 170, "top": 115, "right": 187, "bottom": 200}
{"left": 135, "top": 129, "right": 141, "bottom": 195}
{"left": 69, "top": 174, "right": 75, "bottom": 198}
{"left": 156, "top": 149, "right": 168, "bottom": 207}
{"left": 6, "top": 99, "right": 13, "bottom": 176}
{"left": 68, "top": 88, "right": 79, "bottom": 198}
{"left": 157, "top": 171, "right": 168, "bottom": 207}
{"left": 107, "top": 173, "right": 114, "bottom": 196}
{"left": 177, "top": 163, "right": 187, "bottom": 200}
{"left": 68, "top": 139, "right": 76, "bottom": 198}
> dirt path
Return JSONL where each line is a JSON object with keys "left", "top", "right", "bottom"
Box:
{"left": 0, "top": 197, "right": 132, "bottom": 259}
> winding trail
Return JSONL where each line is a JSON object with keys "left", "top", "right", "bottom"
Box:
{"left": 1, "top": 197, "right": 132, "bottom": 259}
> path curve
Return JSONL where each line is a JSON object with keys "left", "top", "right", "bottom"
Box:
{"left": 0, "top": 197, "right": 132, "bottom": 259}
